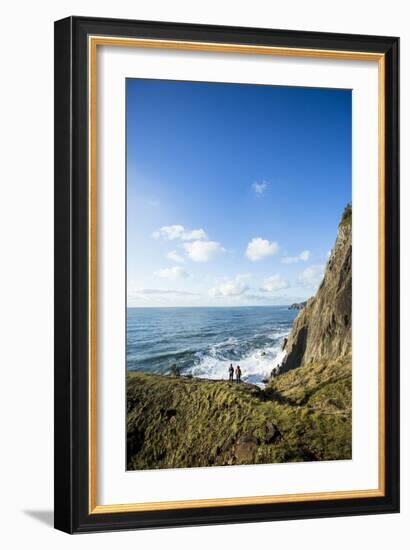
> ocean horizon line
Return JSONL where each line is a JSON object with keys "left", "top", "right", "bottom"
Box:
{"left": 127, "top": 304, "right": 302, "bottom": 310}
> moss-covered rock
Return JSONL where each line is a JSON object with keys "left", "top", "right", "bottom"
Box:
{"left": 127, "top": 356, "right": 351, "bottom": 470}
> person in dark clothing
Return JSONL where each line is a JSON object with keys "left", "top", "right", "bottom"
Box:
{"left": 229, "top": 364, "right": 234, "bottom": 382}
{"left": 170, "top": 364, "right": 180, "bottom": 377}
{"left": 282, "top": 337, "right": 288, "bottom": 351}
{"left": 271, "top": 365, "right": 279, "bottom": 378}
{"left": 235, "top": 365, "right": 242, "bottom": 384}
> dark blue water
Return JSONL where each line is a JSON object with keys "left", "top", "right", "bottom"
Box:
{"left": 127, "top": 306, "right": 297, "bottom": 385}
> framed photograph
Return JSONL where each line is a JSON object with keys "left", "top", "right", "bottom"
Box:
{"left": 54, "top": 16, "right": 399, "bottom": 533}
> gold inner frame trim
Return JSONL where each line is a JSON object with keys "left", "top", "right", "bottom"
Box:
{"left": 88, "top": 35, "right": 386, "bottom": 514}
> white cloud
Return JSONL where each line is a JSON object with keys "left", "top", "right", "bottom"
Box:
{"left": 153, "top": 225, "right": 183, "bottom": 240}
{"left": 260, "top": 274, "right": 290, "bottom": 292}
{"left": 130, "top": 288, "right": 197, "bottom": 296}
{"left": 153, "top": 224, "right": 227, "bottom": 264}
{"left": 252, "top": 180, "right": 269, "bottom": 195}
{"left": 209, "top": 275, "right": 250, "bottom": 298}
{"left": 185, "top": 228, "right": 208, "bottom": 241}
{"left": 153, "top": 225, "right": 207, "bottom": 241}
{"left": 282, "top": 250, "right": 310, "bottom": 264}
{"left": 154, "top": 266, "right": 189, "bottom": 280}
{"left": 246, "top": 237, "right": 279, "bottom": 261}
{"left": 184, "top": 240, "right": 225, "bottom": 262}
{"left": 298, "top": 265, "right": 324, "bottom": 290}
{"left": 166, "top": 250, "right": 185, "bottom": 263}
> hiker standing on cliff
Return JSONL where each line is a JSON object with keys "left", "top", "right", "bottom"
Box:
{"left": 235, "top": 365, "right": 242, "bottom": 384}
{"left": 282, "top": 337, "right": 288, "bottom": 351}
{"left": 271, "top": 365, "right": 279, "bottom": 378}
{"left": 229, "top": 364, "right": 234, "bottom": 382}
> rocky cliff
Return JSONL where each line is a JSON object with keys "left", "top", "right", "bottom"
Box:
{"left": 280, "top": 204, "right": 352, "bottom": 372}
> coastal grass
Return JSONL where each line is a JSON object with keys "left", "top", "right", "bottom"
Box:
{"left": 127, "top": 356, "right": 351, "bottom": 470}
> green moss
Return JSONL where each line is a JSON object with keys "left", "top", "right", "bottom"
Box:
{"left": 127, "top": 356, "right": 352, "bottom": 470}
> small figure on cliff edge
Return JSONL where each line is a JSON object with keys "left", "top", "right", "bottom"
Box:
{"left": 282, "top": 337, "right": 288, "bottom": 351}
{"left": 271, "top": 365, "right": 279, "bottom": 378}
{"left": 235, "top": 365, "right": 242, "bottom": 384}
{"left": 170, "top": 364, "right": 180, "bottom": 377}
{"left": 229, "top": 364, "right": 234, "bottom": 382}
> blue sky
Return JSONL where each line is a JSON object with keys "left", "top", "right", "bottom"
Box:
{"left": 126, "top": 79, "right": 351, "bottom": 307}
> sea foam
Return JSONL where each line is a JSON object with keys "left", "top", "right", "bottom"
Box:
{"left": 187, "top": 329, "right": 288, "bottom": 386}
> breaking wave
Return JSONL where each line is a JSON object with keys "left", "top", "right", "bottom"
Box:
{"left": 186, "top": 330, "right": 288, "bottom": 386}
{"left": 127, "top": 306, "right": 297, "bottom": 386}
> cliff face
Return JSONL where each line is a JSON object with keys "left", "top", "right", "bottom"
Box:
{"left": 280, "top": 204, "right": 352, "bottom": 372}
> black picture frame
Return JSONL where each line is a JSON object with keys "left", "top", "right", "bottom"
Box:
{"left": 54, "top": 15, "right": 400, "bottom": 534}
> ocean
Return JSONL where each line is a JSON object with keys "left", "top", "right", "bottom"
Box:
{"left": 127, "top": 306, "right": 298, "bottom": 386}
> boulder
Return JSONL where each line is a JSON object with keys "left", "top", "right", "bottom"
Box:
{"left": 235, "top": 434, "right": 259, "bottom": 462}
{"left": 264, "top": 422, "right": 279, "bottom": 444}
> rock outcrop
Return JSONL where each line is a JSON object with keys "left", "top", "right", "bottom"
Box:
{"left": 288, "top": 301, "right": 307, "bottom": 311}
{"left": 281, "top": 204, "right": 352, "bottom": 372}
